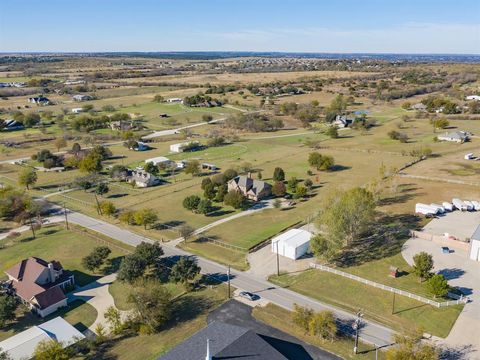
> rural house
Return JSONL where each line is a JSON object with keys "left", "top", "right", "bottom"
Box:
{"left": 4, "top": 257, "right": 74, "bottom": 317}
{"left": 128, "top": 169, "right": 160, "bottom": 187}
{"left": 411, "top": 103, "right": 427, "bottom": 111}
{"left": 72, "top": 94, "right": 93, "bottom": 101}
{"left": 28, "top": 96, "right": 50, "bottom": 105}
{"left": 227, "top": 175, "right": 271, "bottom": 201}
{"left": 333, "top": 114, "right": 356, "bottom": 128}
{"left": 437, "top": 131, "right": 470, "bottom": 143}
{"left": 1, "top": 119, "right": 24, "bottom": 131}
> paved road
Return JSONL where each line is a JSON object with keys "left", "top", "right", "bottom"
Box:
{"left": 61, "top": 208, "right": 395, "bottom": 347}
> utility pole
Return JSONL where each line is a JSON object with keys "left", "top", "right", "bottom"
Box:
{"left": 227, "top": 265, "right": 231, "bottom": 299}
{"left": 63, "top": 202, "right": 69, "bottom": 230}
{"left": 375, "top": 345, "right": 378, "bottom": 360}
{"left": 391, "top": 291, "right": 396, "bottom": 315}
{"left": 94, "top": 194, "right": 102, "bottom": 215}
{"left": 353, "top": 310, "right": 363, "bottom": 354}
{"left": 276, "top": 241, "right": 280, "bottom": 276}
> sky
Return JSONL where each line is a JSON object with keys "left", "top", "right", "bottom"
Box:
{"left": 1, "top": 0, "right": 479, "bottom": 54}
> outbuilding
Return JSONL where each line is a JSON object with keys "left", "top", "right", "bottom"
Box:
{"left": 470, "top": 225, "right": 480, "bottom": 261}
{"left": 0, "top": 316, "right": 85, "bottom": 360}
{"left": 271, "top": 229, "right": 312, "bottom": 260}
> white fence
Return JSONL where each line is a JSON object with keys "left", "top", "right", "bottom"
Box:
{"left": 309, "top": 263, "right": 468, "bottom": 308}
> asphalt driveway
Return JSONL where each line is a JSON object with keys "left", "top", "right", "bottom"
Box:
{"left": 207, "top": 300, "right": 341, "bottom": 360}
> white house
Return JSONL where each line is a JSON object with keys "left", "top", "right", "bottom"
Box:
{"left": 437, "top": 131, "right": 470, "bottom": 143}
{"left": 271, "top": 229, "right": 312, "bottom": 260}
{"left": 72, "top": 108, "right": 83, "bottom": 114}
{"left": 0, "top": 317, "right": 85, "bottom": 360}
{"left": 72, "top": 94, "right": 93, "bottom": 101}
{"left": 170, "top": 141, "right": 200, "bottom": 153}
{"left": 470, "top": 225, "right": 480, "bottom": 261}
{"left": 465, "top": 153, "right": 474, "bottom": 160}
{"left": 128, "top": 169, "right": 160, "bottom": 188}
{"left": 466, "top": 95, "right": 480, "bottom": 101}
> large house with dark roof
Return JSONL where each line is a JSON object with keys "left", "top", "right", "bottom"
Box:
{"left": 227, "top": 175, "right": 271, "bottom": 201}
{"left": 4, "top": 257, "right": 74, "bottom": 317}
{"left": 159, "top": 321, "right": 288, "bottom": 360}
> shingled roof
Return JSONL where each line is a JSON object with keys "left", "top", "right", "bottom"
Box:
{"left": 159, "top": 321, "right": 287, "bottom": 360}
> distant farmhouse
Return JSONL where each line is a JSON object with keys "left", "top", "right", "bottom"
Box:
{"left": 1, "top": 119, "right": 24, "bottom": 131}
{"left": 228, "top": 175, "right": 271, "bottom": 201}
{"left": 4, "top": 257, "right": 75, "bottom": 317}
{"left": 28, "top": 96, "right": 50, "bottom": 106}
{"left": 72, "top": 94, "right": 93, "bottom": 101}
{"left": 170, "top": 141, "right": 201, "bottom": 153}
{"left": 333, "top": 114, "right": 356, "bottom": 128}
{"left": 145, "top": 156, "right": 176, "bottom": 167}
{"left": 437, "top": 131, "right": 470, "bottom": 143}
{"left": 411, "top": 103, "right": 427, "bottom": 111}
{"left": 110, "top": 120, "right": 137, "bottom": 131}
{"left": 72, "top": 107, "right": 83, "bottom": 114}
{"left": 128, "top": 169, "right": 161, "bottom": 188}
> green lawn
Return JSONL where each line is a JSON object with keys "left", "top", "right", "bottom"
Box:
{"left": 109, "top": 280, "right": 185, "bottom": 311}
{"left": 0, "top": 300, "right": 97, "bottom": 341}
{"left": 253, "top": 304, "right": 385, "bottom": 360}
{"left": 270, "top": 269, "right": 463, "bottom": 338}
{"left": 0, "top": 224, "right": 131, "bottom": 286}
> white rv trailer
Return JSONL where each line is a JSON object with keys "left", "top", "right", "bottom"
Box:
{"left": 464, "top": 201, "right": 474, "bottom": 211}
{"left": 415, "top": 203, "right": 438, "bottom": 215}
{"left": 442, "top": 202, "right": 454, "bottom": 212}
{"left": 471, "top": 200, "right": 480, "bottom": 211}
{"left": 452, "top": 198, "right": 468, "bottom": 211}
{"left": 430, "top": 203, "right": 445, "bottom": 213}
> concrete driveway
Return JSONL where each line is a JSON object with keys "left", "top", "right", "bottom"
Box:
{"left": 423, "top": 211, "right": 480, "bottom": 241}
{"left": 208, "top": 300, "right": 341, "bottom": 360}
{"left": 247, "top": 244, "right": 312, "bottom": 278}
{"left": 68, "top": 273, "right": 123, "bottom": 334}
{"left": 402, "top": 238, "right": 480, "bottom": 358}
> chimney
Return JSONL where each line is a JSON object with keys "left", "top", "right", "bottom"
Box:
{"left": 205, "top": 339, "right": 212, "bottom": 360}
{"left": 48, "top": 263, "right": 56, "bottom": 282}
{"left": 247, "top": 171, "right": 252, "bottom": 179}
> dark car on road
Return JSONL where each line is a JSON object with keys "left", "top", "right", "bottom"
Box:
{"left": 239, "top": 291, "right": 260, "bottom": 301}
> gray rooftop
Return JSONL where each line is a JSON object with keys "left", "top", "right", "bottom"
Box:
{"left": 158, "top": 321, "right": 287, "bottom": 360}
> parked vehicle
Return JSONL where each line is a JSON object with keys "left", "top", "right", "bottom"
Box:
{"left": 471, "top": 201, "right": 480, "bottom": 211}
{"left": 430, "top": 203, "right": 445, "bottom": 213}
{"left": 239, "top": 291, "right": 260, "bottom": 301}
{"left": 442, "top": 202, "right": 454, "bottom": 212}
{"left": 464, "top": 201, "right": 474, "bottom": 211}
{"left": 452, "top": 198, "right": 468, "bottom": 211}
{"left": 415, "top": 203, "right": 438, "bottom": 215}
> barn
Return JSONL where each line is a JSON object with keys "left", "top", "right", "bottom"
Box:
{"left": 271, "top": 229, "right": 312, "bottom": 260}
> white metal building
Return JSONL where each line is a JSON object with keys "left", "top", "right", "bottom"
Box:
{"left": 170, "top": 141, "right": 199, "bottom": 153}
{"left": 0, "top": 317, "right": 85, "bottom": 360}
{"left": 144, "top": 156, "right": 175, "bottom": 167}
{"left": 470, "top": 225, "right": 480, "bottom": 261}
{"left": 271, "top": 229, "right": 312, "bottom": 260}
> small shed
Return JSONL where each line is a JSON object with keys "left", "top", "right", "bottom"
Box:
{"left": 389, "top": 266, "right": 399, "bottom": 278}
{"left": 271, "top": 229, "right": 312, "bottom": 260}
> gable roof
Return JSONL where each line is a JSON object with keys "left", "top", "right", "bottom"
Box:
{"left": 159, "top": 321, "right": 287, "bottom": 360}
{"left": 0, "top": 317, "right": 85, "bottom": 360}
{"left": 34, "top": 286, "right": 66, "bottom": 309}
{"left": 231, "top": 176, "right": 271, "bottom": 195}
